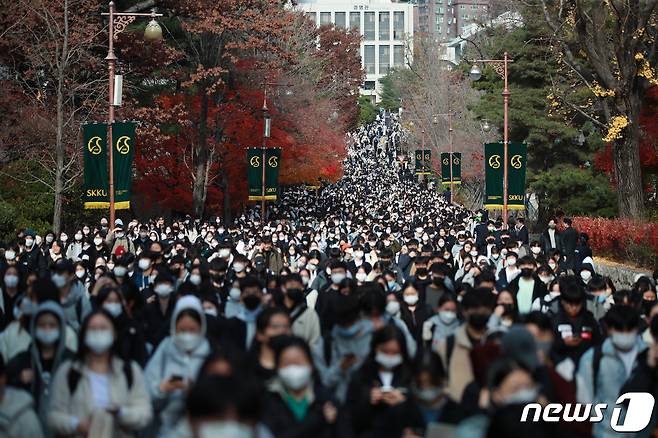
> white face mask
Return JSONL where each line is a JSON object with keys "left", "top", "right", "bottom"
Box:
{"left": 189, "top": 274, "right": 202, "bottom": 286}
{"left": 154, "top": 283, "right": 174, "bottom": 297}
{"left": 233, "top": 263, "right": 245, "bottom": 273}
{"left": 96, "top": 299, "right": 122, "bottom": 318}
{"left": 403, "top": 294, "right": 419, "bottom": 306}
{"left": 75, "top": 233, "right": 83, "bottom": 241}
{"left": 385, "top": 300, "right": 400, "bottom": 316}
{"left": 580, "top": 271, "right": 592, "bottom": 282}
{"left": 174, "top": 331, "right": 202, "bottom": 352}
{"left": 611, "top": 332, "right": 637, "bottom": 351}
{"left": 375, "top": 351, "right": 403, "bottom": 370}
{"left": 94, "top": 237, "right": 103, "bottom": 246}
{"left": 75, "top": 269, "right": 86, "bottom": 279}
{"left": 506, "top": 258, "right": 517, "bottom": 267}
{"left": 530, "top": 246, "right": 541, "bottom": 255}
{"left": 4, "top": 274, "right": 19, "bottom": 288}
{"left": 331, "top": 272, "right": 346, "bottom": 284}
{"left": 51, "top": 273, "right": 67, "bottom": 288}
{"left": 4, "top": 250, "right": 16, "bottom": 261}
{"left": 219, "top": 248, "right": 231, "bottom": 258}
{"left": 113, "top": 266, "right": 128, "bottom": 277}
{"left": 356, "top": 272, "right": 368, "bottom": 282}
{"left": 138, "top": 258, "right": 151, "bottom": 271}
{"left": 25, "top": 238, "right": 34, "bottom": 248}
{"left": 229, "top": 288, "right": 241, "bottom": 301}
{"left": 35, "top": 328, "right": 60, "bottom": 345}
{"left": 439, "top": 310, "right": 457, "bottom": 324}
{"left": 85, "top": 329, "right": 114, "bottom": 354}
{"left": 278, "top": 365, "right": 312, "bottom": 391}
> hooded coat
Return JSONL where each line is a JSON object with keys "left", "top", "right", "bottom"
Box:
{"left": 6, "top": 301, "right": 74, "bottom": 432}
{"left": 59, "top": 280, "right": 92, "bottom": 333}
{"left": 0, "top": 387, "right": 44, "bottom": 438}
{"left": 144, "top": 295, "right": 211, "bottom": 435}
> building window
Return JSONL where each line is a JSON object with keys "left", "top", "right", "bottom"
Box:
{"left": 364, "top": 12, "right": 375, "bottom": 40}
{"left": 306, "top": 12, "right": 316, "bottom": 24}
{"left": 472, "top": 4, "right": 478, "bottom": 10}
{"left": 363, "top": 80, "right": 376, "bottom": 90}
{"left": 393, "top": 11, "right": 404, "bottom": 40}
{"left": 379, "top": 12, "right": 390, "bottom": 40}
{"left": 335, "top": 12, "right": 346, "bottom": 28}
{"left": 436, "top": 23, "right": 442, "bottom": 32}
{"left": 379, "top": 45, "right": 390, "bottom": 74}
{"left": 320, "top": 12, "right": 331, "bottom": 25}
{"left": 350, "top": 12, "right": 360, "bottom": 33}
{"left": 364, "top": 45, "right": 376, "bottom": 74}
{"left": 439, "top": 6, "right": 444, "bottom": 13}
{"left": 393, "top": 45, "right": 405, "bottom": 67}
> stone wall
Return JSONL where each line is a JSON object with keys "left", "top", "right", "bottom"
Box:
{"left": 593, "top": 257, "right": 653, "bottom": 289}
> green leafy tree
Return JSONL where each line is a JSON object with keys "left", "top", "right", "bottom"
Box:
{"left": 378, "top": 71, "right": 402, "bottom": 111}
{"left": 358, "top": 96, "right": 378, "bottom": 126}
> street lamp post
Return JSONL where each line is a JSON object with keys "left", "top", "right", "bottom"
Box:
{"left": 261, "top": 96, "right": 271, "bottom": 221}
{"left": 433, "top": 112, "right": 454, "bottom": 203}
{"left": 470, "top": 52, "right": 513, "bottom": 227}
{"left": 102, "top": 1, "right": 162, "bottom": 228}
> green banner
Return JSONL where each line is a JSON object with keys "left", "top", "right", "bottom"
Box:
{"left": 484, "top": 143, "right": 504, "bottom": 209}
{"left": 507, "top": 142, "right": 527, "bottom": 209}
{"left": 83, "top": 123, "right": 108, "bottom": 209}
{"left": 112, "top": 122, "right": 135, "bottom": 210}
{"left": 415, "top": 149, "right": 432, "bottom": 175}
{"left": 441, "top": 152, "right": 462, "bottom": 184}
{"left": 247, "top": 148, "right": 281, "bottom": 201}
{"left": 484, "top": 143, "right": 527, "bottom": 210}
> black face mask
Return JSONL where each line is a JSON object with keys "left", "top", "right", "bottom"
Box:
{"left": 432, "top": 277, "right": 443, "bottom": 286}
{"left": 500, "top": 303, "right": 515, "bottom": 316}
{"left": 642, "top": 299, "right": 656, "bottom": 316}
{"left": 521, "top": 268, "right": 534, "bottom": 278}
{"left": 468, "top": 313, "right": 490, "bottom": 331}
{"left": 286, "top": 288, "right": 304, "bottom": 303}
{"left": 243, "top": 294, "right": 261, "bottom": 310}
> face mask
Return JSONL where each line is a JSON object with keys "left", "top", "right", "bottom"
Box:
{"left": 469, "top": 250, "right": 478, "bottom": 258}
{"left": 468, "top": 313, "right": 489, "bottom": 331}
{"left": 233, "top": 263, "right": 245, "bottom": 273}
{"left": 356, "top": 272, "right": 368, "bottom": 282}
{"left": 115, "top": 232, "right": 124, "bottom": 239}
{"left": 306, "top": 263, "right": 317, "bottom": 272}
{"left": 175, "top": 331, "right": 202, "bottom": 352}
{"left": 4, "top": 274, "right": 18, "bottom": 288}
{"left": 219, "top": 248, "right": 231, "bottom": 258}
{"left": 548, "top": 262, "right": 557, "bottom": 270}
{"left": 46, "top": 236, "right": 54, "bottom": 244}
{"left": 580, "top": 271, "right": 592, "bottom": 282}
{"left": 138, "top": 258, "right": 151, "bottom": 271}
{"left": 189, "top": 274, "right": 202, "bottom": 286}
{"left": 34, "top": 327, "right": 60, "bottom": 347}
{"left": 301, "top": 276, "right": 310, "bottom": 286}
{"left": 506, "top": 258, "right": 517, "bottom": 267}
{"left": 286, "top": 288, "right": 304, "bottom": 303}
{"left": 416, "top": 267, "right": 428, "bottom": 277}
{"left": 504, "top": 387, "right": 538, "bottom": 405}
{"left": 521, "top": 268, "right": 534, "bottom": 278}
{"left": 336, "top": 323, "right": 360, "bottom": 338}
{"left": 74, "top": 269, "right": 86, "bottom": 279}
{"left": 278, "top": 365, "right": 312, "bottom": 391}
{"left": 25, "top": 238, "right": 34, "bottom": 247}
{"left": 439, "top": 310, "right": 457, "bottom": 324}
{"left": 94, "top": 237, "right": 103, "bottom": 246}
{"left": 85, "top": 329, "right": 114, "bottom": 354}
{"left": 530, "top": 247, "right": 541, "bottom": 255}
{"left": 386, "top": 301, "right": 400, "bottom": 316}
{"left": 415, "top": 386, "right": 443, "bottom": 402}
{"left": 154, "top": 284, "right": 174, "bottom": 297}
{"left": 75, "top": 233, "right": 83, "bottom": 241}
{"left": 243, "top": 294, "right": 261, "bottom": 311}
{"left": 229, "top": 288, "right": 242, "bottom": 301}
{"left": 4, "top": 250, "right": 16, "bottom": 261}
{"left": 404, "top": 294, "right": 419, "bottom": 306}
{"left": 103, "top": 302, "right": 123, "bottom": 318}
{"left": 611, "top": 332, "right": 637, "bottom": 351}
{"left": 375, "top": 351, "right": 403, "bottom": 370}
{"left": 51, "top": 273, "right": 67, "bottom": 288}
{"left": 539, "top": 275, "right": 553, "bottom": 284}
{"left": 113, "top": 266, "right": 128, "bottom": 277}
{"left": 331, "top": 273, "right": 346, "bottom": 284}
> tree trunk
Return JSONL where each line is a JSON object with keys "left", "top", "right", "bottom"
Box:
{"left": 222, "top": 170, "right": 232, "bottom": 225}
{"left": 192, "top": 91, "right": 209, "bottom": 219}
{"left": 52, "top": 0, "right": 68, "bottom": 233}
{"left": 613, "top": 120, "right": 644, "bottom": 218}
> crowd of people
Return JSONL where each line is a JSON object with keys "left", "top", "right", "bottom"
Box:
{"left": 0, "top": 114, "right": 657, "bottom": 438}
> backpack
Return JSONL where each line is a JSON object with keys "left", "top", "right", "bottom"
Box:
{"left": 67, "top": 360, "right": 133, "bottom": 395}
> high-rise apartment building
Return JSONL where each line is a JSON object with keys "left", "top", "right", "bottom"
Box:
{"left": 294, "top": 0, "right": 414, "bottom": 102}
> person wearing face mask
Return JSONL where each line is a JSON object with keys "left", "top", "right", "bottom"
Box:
{"left": 422, "top": 293, "right": 461, "bottom": 353}
{"left": 1, "top": 265, "right": 25, "bottom": 330}
{"left": 142, "top": 274, "right": 177, "bottom": 351}
{"left": 345, "top": 325, "right": 424, "bottom": 437}
{"left": 6, "top": 301, "right": 73, "bottom": 429}
{"left": 244, "top": 308, "right": 292, "bottom": 384}
{"left": 83, "top": 232, "right": 110, "bottom": 265}
{"left": 48, "top": 310, "right": 152, "bottom": 438}
{"left": 262, "top": 336, "right": 339, "bottom": 437}
{"left": 96, "top": 287, "right": 147, "bottom": 367}
{"left": 104, "top": 219, "right": 135, "bottom": 257}
{"left": 314, "top": 293, "right": 374, "bottom": 404}
{"left": 578, "top": 263, "right": 595, "bottom": 287}
{"left": 315, "top": 261, "right": 349, "bottom": 336}
{"left": 281, "top": 274, "right": 321, "bottom": 347}
{"left": 435, "top": 288, "right": 495, "bottom": 403}
{"left": 495, "top": 251, "right": 521, "bottom": 291}
{"left": 50, "top": 259, "right": 92, "bottom": 334}
{"left": 508, "top": 257, "right": 546, "bottom": 315}
{"left": 347, "top": 244, "right": 371, "bottom": 277}
{"left": 399, "top": 283, "right": 432, "bottom": 345}
{"left": 65, "top": 230, "right": 85, "bottom": 262}
{"left": 0, "top": 354, "right": 45, "bottom": 438}
{"left": 145, "top": 296, "right": 210, "bottom": 436}
{"left": 132, "top": 251, "right": 156, "bottom": 291}
{"left": 134, "top": 225, "right": 152, "bottom": 252}
{"left": 229, "top": 276, "right": 265, "bottom": 351}
{"left": 576, "top": 305, "right": 646, "bottom": 438}
{"left": 19, "top": 230, "right": 48, "bottom": 278}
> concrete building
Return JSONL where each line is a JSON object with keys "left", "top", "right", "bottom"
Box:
{"left": 294, "top": 0, "right": 415, "bottom": 102}
{"left": 415, "top": 0, "right": 491, "bottom": 40}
